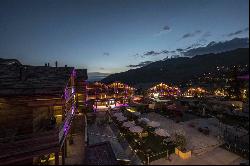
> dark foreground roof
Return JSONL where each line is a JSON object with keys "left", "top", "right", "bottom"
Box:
{"left": 0, "top": 61, "right": 87, "bottom": 96}
{"left": 84, "top": 141, "right": 118, "bottom": 165}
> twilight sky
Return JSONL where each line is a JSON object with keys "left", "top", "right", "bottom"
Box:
{"left": 0, "top": 0, "right": 249, "bottom": 73}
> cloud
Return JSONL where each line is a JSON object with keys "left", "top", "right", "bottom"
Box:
{"left": 132, "top": 53, "right": 140, "bottom": 58}
{"left": 185, "top": 43, "right": 203, "bottom": 50}
{"left": 228, "top": 30, "right": 244, "bottom": 37}
{"left": 144, "top": 51, "right": 161, "bottom": 56}
{"left": 181, "top": 30, "right": 202, "bottom": 39}
{"left": 160, "top": 50, "right": 169, "bottom": 54}
{"left": 226, "top": 27, "right": 249, "bottom": 37}
{"left": 103, "top": 52, "right": 110, "bottom": 56}
{"left": 243, "top": 27, "right": 249, "bottom": 32}
{"left": 163, "top": 25, "right": 171, "bottom": 31}
{"left": 176, "top": 48, "right": 184, "bottom": 52}
{"left": 183, "top": 37, "right": 249, "bottom": 57}
{"left": 99, "top": 67, "right": 105, "bottom": 70}
{"left": 133, "top": 49, "right": 173, "bottom": 59}
{"left": 183, "top": 38, "right": 208, "bottom": 51}
{"left": 155, "top": 25, "right": 171, "bottom": 36}
{"left": 127, "top": 61, "right": 153, "bottom": 68}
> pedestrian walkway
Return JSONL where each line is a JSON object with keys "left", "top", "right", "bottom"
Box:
{"left": 87, "top": 113, "right": 142, "bottom": 165}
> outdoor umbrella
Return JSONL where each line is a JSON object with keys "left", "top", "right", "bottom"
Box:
{"left": 132, "top": 112, "right": 141, "bottom": 117}
{"left": 113, "top": 112, "right": 123, "bottom": 117}
{"left": 122, "top": 121, "right": 135, "bottom": 128}
{"left": 117, "top": 116, "right": 127, "bottom": 122}
{"left": 129, "top": 126, "right": 143, "bottom": 133}
{"left": 154, "top": 128, "right": 170, "bottom": 137}
{"left": 147, "top": 121, "right": 160, "bottom": 128}
{"left": 138, "top": 118, "right": 150, "bottom": 123}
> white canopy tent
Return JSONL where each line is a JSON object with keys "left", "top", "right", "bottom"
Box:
{"left": 129, "top": 126, "right": 143, "bottom": 133}
{"left": 147, "top": 121, "right": 160, "bottom": 128}
{"left": 113, "top": 112, "right": 123, "bottom": 117}
{"left": 117, "top": 116, "right": 127, "bottom": 122}
{"left": 138, "top": 118, "right": 150, "bottom": 123}
{"left": 122, "top": 121, "right": 135, "bottom": 128}
{"left": 154, "top": 128, "right": 170, "bottom": 137}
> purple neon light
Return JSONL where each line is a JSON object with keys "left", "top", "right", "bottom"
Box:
{"left": 72, "top": 69, "right": 76, "bottom": 78}
{"left": 237, "top": 75, "right": 249, "bottom": 80}
{"left": 62, "top": 68, "right": 77, "bottom": 139}
{"left": 71, "top": 106, "right": 75, "bottom": 115}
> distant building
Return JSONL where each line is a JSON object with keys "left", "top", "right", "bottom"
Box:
{"left": 87, "top": 81, "right": 135, "bottom": 111}
{"left": 147, "top": 83, "right": 181, "bottom": 99}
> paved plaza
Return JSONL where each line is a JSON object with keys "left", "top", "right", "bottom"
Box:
{"left": 150, "top": 146, "right": 248, "bottom": 165}
{"left": 142, "top": 112, "right": 247, "bottom": 165}
{"left": 142, "top": 112, "right": 220, "bottom": 153}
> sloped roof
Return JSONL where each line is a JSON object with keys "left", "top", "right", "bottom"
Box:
{"left": 0, "top": 61, "right": 87, "bottom": 96}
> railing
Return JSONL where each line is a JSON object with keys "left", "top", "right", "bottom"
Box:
{"left": 58, "top": 105, "right": 76, "bottom": 145}
{"left": 59, "top": 69, "right": 77, "bottom": 146}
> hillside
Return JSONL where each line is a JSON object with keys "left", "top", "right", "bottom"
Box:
{"left": 101, "top": 48, "right": 249, "bottom": 86}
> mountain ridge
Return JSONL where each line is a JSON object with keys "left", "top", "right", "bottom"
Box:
{"left": 101, "top": 48, "right": 249, "bottom": 86}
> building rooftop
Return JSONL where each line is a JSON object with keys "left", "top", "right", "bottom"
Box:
{"left": 0, "top": 59, "right": 87, "bottom": 96}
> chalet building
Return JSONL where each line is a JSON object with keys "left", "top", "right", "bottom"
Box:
{"left": 87, "top": 81, "right": 135, "bottom": 111}
{"left": 182, "top": 87, "right": 207, "bottom": 98}
{"left": 148, "top": 83, "right": 181, "bottom": 99}
{"left": 0, "top": 59, "right": 88, "bottom": 165}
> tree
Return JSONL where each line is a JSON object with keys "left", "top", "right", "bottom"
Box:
{"left": 173, "top": 133, "right": 187, "bottom": 151}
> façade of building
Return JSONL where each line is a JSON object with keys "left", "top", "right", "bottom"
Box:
{"left": 147, "top": 83, "right": 181, "bottom": 100}
{"left": 0, "top": 59, "right": 87, "bottom": 165}
{"left": 86, "top": 81, "right": 135, "bottom": 111}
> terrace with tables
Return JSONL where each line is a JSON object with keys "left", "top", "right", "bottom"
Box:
{"left": 108, "top": 108, "right": 176, "bottom": 164}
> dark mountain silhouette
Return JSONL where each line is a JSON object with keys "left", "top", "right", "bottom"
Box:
{"left": 183, "top": 38, "right": 249, "bottom": 57}
{"left": 102, "top": 48, "right": 249, "bottom": 86}
{"left": 88, "top": 72, "right": 111, "bottom": 82}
